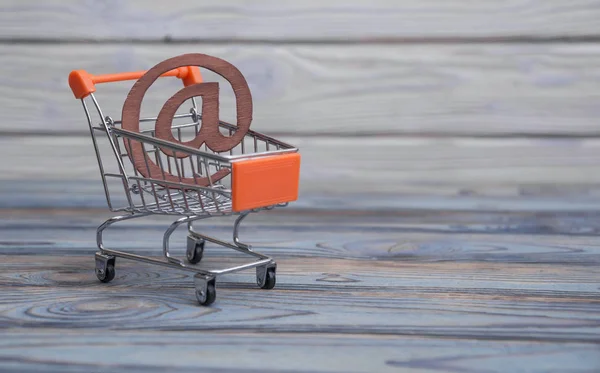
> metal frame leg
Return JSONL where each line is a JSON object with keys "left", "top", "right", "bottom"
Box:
{"left": 95, "top": 213, "right": 212, "bottom": 274}
{"left": 163, "top": 215, "right": 206, "bottom": 265}
{"left": 94, "top": 211, "right": 278, "bottom": 305}
{"left": 188, "top": 210, "right": 277, "bottom": 289}
{"left": 187, "top": 210, "right": 259, "bottom": 256}
{"left": 232, "top": 211, "right": 252, "bottom": 250}
{"left": 97, "top": 212, "right": 152, "bottom": 253}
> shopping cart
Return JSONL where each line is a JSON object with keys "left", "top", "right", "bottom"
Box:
{"left": 68, "top": 53, "right": 301, "bottom": 306}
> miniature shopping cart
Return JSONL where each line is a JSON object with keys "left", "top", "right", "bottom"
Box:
{"left": 68, "top": 57, "right": 300, "bottom": 306}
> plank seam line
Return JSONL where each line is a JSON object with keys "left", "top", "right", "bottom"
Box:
{"left": 3, "top": 35, "right": 600, "bottom": 45}
{"left": 2, "top": 131, "right": 600, "bottom": 140}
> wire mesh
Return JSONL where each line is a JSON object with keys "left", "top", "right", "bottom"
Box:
{"left": 82, "top": 95, "right": 295, "bottom": 216}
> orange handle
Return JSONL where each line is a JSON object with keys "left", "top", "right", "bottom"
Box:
{"left": 69, "top": 66, "right": 202, "bottom": 99}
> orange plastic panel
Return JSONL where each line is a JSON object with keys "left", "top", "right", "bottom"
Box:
{"left": 232, "top": 153, "right": 301, "bottom": 212}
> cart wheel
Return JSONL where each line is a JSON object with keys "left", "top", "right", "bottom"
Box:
{"left": 186, "top": 237, "right": 205, "bottom": 264}
{"left": 258, "top": 267, "right": 276, "bottom": 290}
{"left": 196, "top": 282, "right": 216, "bottom": 306}
{"left": 97, "top": 263, "right": 115, "bottom": 283}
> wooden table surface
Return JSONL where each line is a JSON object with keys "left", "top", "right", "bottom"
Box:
{"left": 2, "top": 207, "right": 599, "bottom": 372}
{"left": 3, "top": 1, "right": 600, "bottom": 371}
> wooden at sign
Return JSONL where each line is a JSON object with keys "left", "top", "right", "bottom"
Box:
{"left": 121, "top": 53, "right": 253, "bottom": 187}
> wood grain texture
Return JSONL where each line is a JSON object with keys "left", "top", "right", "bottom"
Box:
{"left": 2, "top": 331, "right": 598, "bottom": 373}
{"left": 1, "top": 0, "right": 600, "bottom": 41}
{"left": 1, "top": 211, "right": 600, "bottom": 371}
{"left": 120, "top": 53, "right": 251, "bottom": 186}
{"left": 4, "top": 210, "right": 600, "bottom": 260}
{"left": 3, "top": 43, "right": 600, "bottom": 136}
{"left": 2, "top": 135, "right": 600, "bottom": 210}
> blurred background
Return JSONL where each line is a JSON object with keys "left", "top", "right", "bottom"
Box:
{"left": 1, "top": 0, "right": 600, "bottom": 212}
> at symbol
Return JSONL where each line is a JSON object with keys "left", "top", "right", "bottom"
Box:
{"left": 121, "top": 53, "right": 253, "bottom": 187}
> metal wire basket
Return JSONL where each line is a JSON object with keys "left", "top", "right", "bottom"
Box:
{"left": 69, "top": 56, "right": 300, "bottom": 306}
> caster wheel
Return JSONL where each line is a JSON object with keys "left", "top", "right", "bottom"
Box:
{"left": 97, "top": 263, "right": 115, "bottom": 283}
{"left": 196, "top": 282, "right": 216, "bottom": 306}
{"left": 186, "top": 237, "right": 205, "bottom": 264}
{"left": 258, "top": 267, "right": 276, "bottom": 290}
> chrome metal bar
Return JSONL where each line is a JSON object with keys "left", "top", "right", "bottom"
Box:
{"left": 100, "top": 247, "right": 272, "bottom": 276}
{"left": 89, "top": 95, "right": 131, "bottom": 185}
{"left": 170, "top": 154, "right": 191, "bottom": 210}
{"left": 154, "top": 146, "right": 176, "bottom": 211}
{"left": 188, "top": 229, "right": 267, "bottom": 260}
{"left": 97, "top": 213, "right": 152, "bottom": 253}
{"left": 134, "top": 137, "right": 160, "bottom": 209}
{"left": 112, "top": 126, "right": 296, "bottom": 163}
{"left": 167, "top": 154, "right": 174, "bottom": 177}
{"left": 102, "top": 248, "right": 202, "bottom": 273}
{"left": 111, "top": 112, "right": 193, "bottom": 125}
{"left": 127, "top": 176, "right": 231, "bottom": 196}
{"left": 99, "top": 213, "right": 271, "bottom": 276}
{"left": 81, "top": 99, "right": 113, "bottom": 210}
{"left": 163, "top": 216, "right": 195, "bottom": 264}
{"left": 188, "top": 156, "right": 207, "bottom": 211}
{"left": 233, "top": 211, "right": 252, "bottom": 250}
{"left": 111, "top": 127, "right": 231, "bottom": 162}
{"left": 120, "top": 136, "right": 147, "bottom": 207}
{"left": 198, "top": 115, "right": 296, "bottom": 149}
{"left": 89, "top": 94, "right": 136, "bottom": 211}
{"left": 210, "top": 259, "right": 273, "bottom": 275}
{"left": 227, "top": 148, "right": 298, "bottom": 162}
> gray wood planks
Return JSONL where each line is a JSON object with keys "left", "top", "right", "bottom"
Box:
{"left": 2, "top": 0, "right": 600, "bottom": 41}
{"left": 1, "top": 211, "right": 599, "bottom": 371}
{"left": 2, "top": 331, "right": 598, "bottom": 373}
{"left": 3, "top": 43, "right": 600, "bottom": 136}
{"left": 2, "top": 2, "right": 600, "bottom": 372}
{"left": 4, "top": 210, "right": 600, "bottom": 259}
{"left": 5, "top": 255, "right": 596, "bottom": 328}
{"left": 2, "top": 135, "right": 600, "bottom": 210}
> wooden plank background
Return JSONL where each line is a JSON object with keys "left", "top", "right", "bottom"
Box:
{"left": 2, "top": 0, "right": 600, "bottom": 41}
{"left": 3, "top": 135, "right": 600, "bottom": 211}
{"left": 3, "top": 330, "right": 598, "bottom": 373}
{"left": 2, "top": 1, "right": 600, "bottom": 371}
{"left": 3, "top": 43, "right": 600, "bottom": 136}
{"left": 1, "top": 211, "right": 600, "bottom": 372}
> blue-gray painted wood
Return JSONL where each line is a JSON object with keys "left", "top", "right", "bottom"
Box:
{"left": 2, "top": 331, "right": 598, "bottom": 373}
{"left": 1, "top": 0, "right": 600, "bottom": 41}
{"left": 1, "top": 210, "right": 600, "bottom": 371}
{"left": 2, "top": 135, "right": 600, "bottom": 211}
{"left": 3, "top": 43, "right": 600, "bottom": 136}
{"left": 2, "top": 2, "right": 600, "bottom": 370}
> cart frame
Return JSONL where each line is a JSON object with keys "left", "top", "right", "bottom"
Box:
{"left": 71, "top": 64, "right": 300, "bottom": 305}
